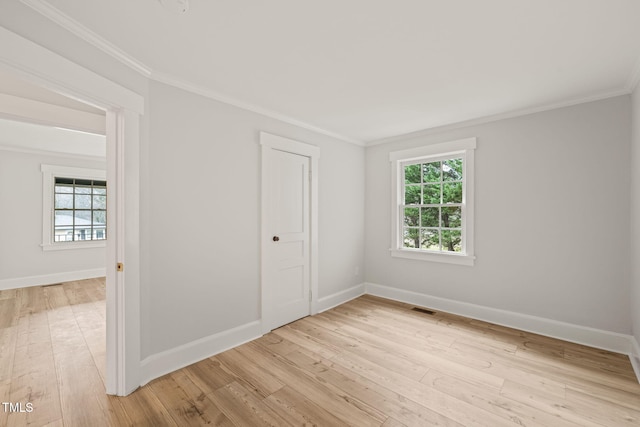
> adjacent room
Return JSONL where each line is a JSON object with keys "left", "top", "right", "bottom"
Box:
{"left": 1, "top": 0, "right": 639, "bottom": 425}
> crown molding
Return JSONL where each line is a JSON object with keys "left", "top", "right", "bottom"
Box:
{"left": 18, "top": 0, "right": 639, "bottom": 147}
{"left": 0, "top": 143, "right": 105, "bottom": 161}
{"left": 0, "top": 92, "right": 105, "bottom": 134}
{"left": 0, "top": 26, "right": 145, "bottom": 114}
{"left": 151, "top": 71, "right": 364, "bottom": 146}
{"left": 19, "top": 0, "right": 363, "bottom": 146}
{"left": 366, "top": 89, "right": 630, "bottom": 147}
{"left": 20, "top": 0, "right": 152, "bottom": 77}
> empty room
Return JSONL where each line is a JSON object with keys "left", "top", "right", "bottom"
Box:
{"left": 1, "top": 0, "right": 640, "bottom": 426}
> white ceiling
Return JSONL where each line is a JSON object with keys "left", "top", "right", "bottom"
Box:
{"left": 24, "top": 0, "right": 640, "bottom": 144}
{"left": 0, "top": 68, "right": 103, "bottom": 115}
{"left": 0, "top": 68, "right": 106, "bottom": 135}
{"left": 0, "top": 117, "right": 105, "bottom": 157}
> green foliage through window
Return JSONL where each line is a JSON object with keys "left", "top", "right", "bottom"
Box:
{"left": 401, "top": 157, "right": 463, "bottom": 253}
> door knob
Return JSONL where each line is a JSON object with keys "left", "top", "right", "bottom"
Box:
{"left": 273, "top": 236, "right": 280, "bottom": 242}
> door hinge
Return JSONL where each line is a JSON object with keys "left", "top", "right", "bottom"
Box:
{"left": 117, "top": 262, "right": 124, "bottom": 272}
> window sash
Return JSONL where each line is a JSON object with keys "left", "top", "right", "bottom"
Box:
{"left": 389, "top": 137, "right": 477, "bottom": 266}
{"left": 53, "top": 177, "right": 107, "bottom": 243}
{"left": 398, "top": 154, "right": 466, "bottom": 254}
{"left": 389, "top": 137, "right": 476, "bottom": 265}
{"left": 399, "top": 204, "right": 465, "bottom": 252}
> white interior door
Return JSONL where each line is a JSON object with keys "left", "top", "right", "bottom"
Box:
{"left": 265, "top": 148, "right": 311, "bottom": 330}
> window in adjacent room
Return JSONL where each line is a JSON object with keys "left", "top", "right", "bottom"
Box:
{"left": 390, "top": 138, "right": 476, "bottom": 266}
{"left": 41, "top": 165, "right": 107, "bottom": 251}
{"left": 53, "top": 177, "right": 107, "bottom": 242}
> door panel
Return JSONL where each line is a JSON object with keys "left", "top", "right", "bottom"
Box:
{"left": 267, "top": 149, "right": 310, "bottom": 329}
{"left": 275, "top": 154, "right": 306, "bottom": 233}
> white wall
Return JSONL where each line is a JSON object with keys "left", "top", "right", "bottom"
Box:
{"left": 0, "top": 149, "right": 106, "bottom": 288}
{"left": 0, "top": 6, "right": 364, "bottom": 383}
{"left": 3, "top": 2, "right": 635, "bottom": 385}
{"left": 365, "top": 96, "right": 632, "bottom": 335}
{"left": 631, "top": 86, "right": 640, "bottom": 367}
{"left": 143, "top": 81, "right": 364, "bottom": 358}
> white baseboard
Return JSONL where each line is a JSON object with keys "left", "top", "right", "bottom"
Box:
{"left": 365, "top": 282, "right": 634, "bottom": 356}
{"left": 137, "top": 283, "right": 640, "bottom": 389}
{"left": 0, "top": 268, "right": 106, "bottom": 290}
{"left": 139, "top": 320, "right": 262, "bottom": 387}
{"left": 139, "top": 284, "right": 366, "bottom": 387}
{"left": 316, "top": 283, "right": 365, "bottom": 313}
{"left": 631, "top": 336, "right": 640, "bottom": 383}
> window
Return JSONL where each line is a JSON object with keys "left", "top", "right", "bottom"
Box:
{"left": 41, "top": 165, "right": 107, "bottom": 251}
{"left": 390, "top": 138, "right": 476, "bottom": 266}
{"left": 53, "top": 177, "right": 107, "bottom": 242}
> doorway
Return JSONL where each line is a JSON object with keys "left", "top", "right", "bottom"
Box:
{"left": 0, "top": 26, "right": 143, "bottom": 395}
{"left": 260, "top": 132, "right": 319, "bottom": 332}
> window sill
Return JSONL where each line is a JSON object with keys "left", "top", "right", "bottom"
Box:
{"left": 390, "top": 248, "right": 475, "bottom": 266}
{"left": 42, "top": 241, "right": 106, "bottom": 251}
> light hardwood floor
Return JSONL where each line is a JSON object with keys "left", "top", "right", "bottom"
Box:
{"left": 1, "top": 278, "right": 639, "bottom": 426}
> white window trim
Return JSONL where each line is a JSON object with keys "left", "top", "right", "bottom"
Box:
{"left": 389, "top": 137, "right": 476, "bottom": 266}
{"left": 41, "top": 164, "right": 107, "bottom": 251}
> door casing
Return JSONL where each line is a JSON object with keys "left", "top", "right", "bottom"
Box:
{"left": 260, "top": 132, "right": 319, "bottom": 333}
{"left": 0, "top": 26, "right": 143, "bottom": 396}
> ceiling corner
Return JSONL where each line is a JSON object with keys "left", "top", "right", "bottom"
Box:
{"left": 626, "top": 54, "right": 640, "bottom": 94}
{"left": 20, "top": 0, "right": 152, "bottom": 77}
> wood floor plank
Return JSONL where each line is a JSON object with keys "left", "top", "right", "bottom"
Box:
{"left": 565, "top": 379, "right": 640, "bottom": 411}
{"left": 45, "top": 285, "right": 113, "bottom": 427}
{"left": 182, "top": 356, "right": 237, "bottom": 394}
{"left": 254, "top": 332, "right": 302, "bottom": 357}
{"left": 168, "top": 370, "right": 235, "bottom": 426}
{"left": 327, "top": 343, "right": 517, "bottom": 427}
{"left": 271, "top": 323, "right": 344, "bottom": 360}
{"left": 513, "top": 342, "right": 640, "bottom": 394}
{"left": 563, "top": 345, "right": 638, "bottom": 379}
{"left": 7, "top": 311, "right": 62, "bottom": 427}
{"left": 499, "top": 380, "right": 607, "bottom": 427}
{"left": 449, "top": 340, "right": 568, "bottom": 398}
{"left": 281, "top": 346, "right": 464, "bottom": 427}
{"left": 291, "top": 316, "right": 430, "bottom": 380}
{"left": 323, "top": 309, "right": 506, "bottom": 391}
{"left": 209, "top": 381, "right": 290, "bottom": 427}
{"left": 116, "top": 385, "right": 178, "bottom": 426}
{"left": 0, "top": 288, "right": 18, "bottom": 301}
{"left": 381, "top": 417, "right": 409, "bottom": 427}
{"left": 564, "top": 386, "right": 640, "bottom": 426}
{"left": 0, "top": 380, "right": 11, "bottom": 427}
{"left": 239, "top": 341, "right": 386, "bottom": 427}
{"left": 0, "top": 326, "right": 18, "bottom": 385}
{"left": 3, "top": 279, "right": 639, "bottom": 427}
{"left": 257, "top": 333, "right": 443, "bottom": 425}
{"left": 18, "top": 286, "right": 47, "bottom": 315}
{"left": 62, "top": 282, "right": 109, "bottom": 386}
{"left": 96, "top": 395, "right": 135, "bottom": 427}
{"left": 0, "top": 298, "right": 18, "bottom": 329}
{"left": 334, "top": 298, "right": 453, "bottom": 341}
{"left": 422, "top": 369, "right": 582, "bottom": 427}
{"left": 149, "top": 373, "right": 234, "bottom": 426}
{"left": 263, "top": 385, "right": 349, "bottom": 427}
{"left": 323, "top": 307, "right": 455, "bottom": 351}
{"left": 216, "top": 347, "right": 286, "bottom": 398}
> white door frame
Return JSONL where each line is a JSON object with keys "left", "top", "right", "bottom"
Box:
{"left": 0, "top": 26, "right": 144, "bottom": 395}
{"left": 260, "top": 132, "right": 320, "bottom": 333}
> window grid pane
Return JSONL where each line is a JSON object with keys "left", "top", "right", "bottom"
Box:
{"left": 53, "top": 177, "right": 107, "bottom": 242}
{"left": 401, "top": 155, "right": 464, "bottom": 253}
